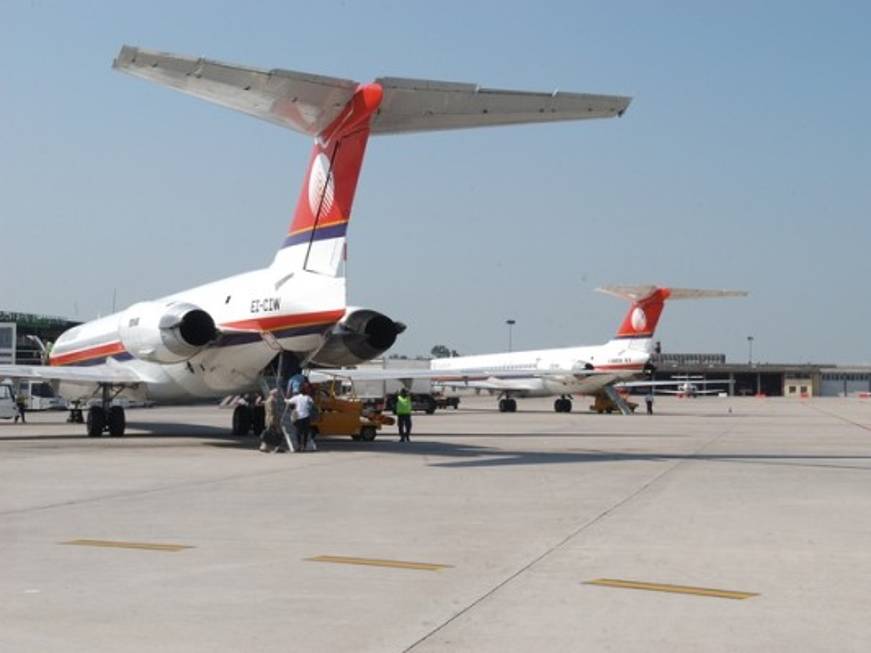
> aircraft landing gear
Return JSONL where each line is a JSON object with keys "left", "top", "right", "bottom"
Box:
{"left": 67, "top": 401, "right": 85, "bottom": 424}
{"left": 86, "top": 385, "right": 126, "bottom": 437}
{"left": 232, "top": 404, "right": 252, "bottom": 436}
{"left": 498, "top": 397, "right": 517, "bottom": 413}
{"left": 553, "top": 396, "right": 573, "bottom": 413}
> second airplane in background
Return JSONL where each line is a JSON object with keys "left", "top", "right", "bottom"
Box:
{"left": 428, "top": 285, "right": 747, "bottom": 413}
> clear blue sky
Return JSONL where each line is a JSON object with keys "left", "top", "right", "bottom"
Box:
{"left": 1, "top": 1, "right": 868, "bottom": 363}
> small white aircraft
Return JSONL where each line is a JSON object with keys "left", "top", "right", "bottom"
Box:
{"left": 653, "top": 375, "right": 732, "bottom": 397}
{"left": 422, "top": 285, "right": 747, "bottom": 413}
{"left": 0, "top": 46, "right": 630, "bottom": 437}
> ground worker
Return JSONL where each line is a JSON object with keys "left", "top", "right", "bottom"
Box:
{"left": 645, "top": 391, "right": 654, "bottom": 415}
{"left": 395, "top": 388, "right": 413, "bottom": 442}
{"left": 287, "top": 386, "right": 316, "bottom": 452}
{"left": 259, "top": 389, "right": 284, "bottom": 453}
{"left": 13, "top": 391, "right": 26, "bottom": 424}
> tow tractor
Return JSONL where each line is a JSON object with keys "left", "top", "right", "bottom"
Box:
{"left": 589, "top": 389, "right": 639, "bottom": 414}
{"left": 312, "top": 391, "right": 395, "bottom": 441}
{"left": 231, "top": 380, "right": 394, "bottom": 441}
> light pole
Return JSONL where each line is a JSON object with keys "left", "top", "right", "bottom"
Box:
{"left": 747, "top": 335, "right": 754, "bottom": 365}
{"left": 506, "top": 319, "right": 516, "bottom": 352}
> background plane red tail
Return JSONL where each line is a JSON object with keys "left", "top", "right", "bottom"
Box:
{"left": 598, "top": 285, "right": 748, "bottom": 344}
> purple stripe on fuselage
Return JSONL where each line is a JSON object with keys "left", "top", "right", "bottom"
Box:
{"left": 281, "top": 222, "right": 348, "bottom": 249}
{"left": 69, "top": 352, "right": 136, "bottom": 367}
{"left": 216, "top": 322, "right": 334, "bottom": 348}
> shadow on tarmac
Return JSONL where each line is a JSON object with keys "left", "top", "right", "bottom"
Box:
{"left": 206, "top": 435, "right": 871, "bottom": 472}
{"left": 5, "top": 422, "right": 870, "bottom": 472}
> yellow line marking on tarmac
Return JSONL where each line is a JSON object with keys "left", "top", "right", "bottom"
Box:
{"left": 584, "top": 578, "right": 758, "bottom": 600}
{"left": 307, "top": 555, "right": 452, "bottom": 571}
{"left": 61, "top": 539, "right": 193, "bottom": 552}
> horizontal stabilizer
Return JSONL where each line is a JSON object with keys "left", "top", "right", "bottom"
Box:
{"left": 370, "top": 76, "right": 630, "bottom": 134}
{"left": 597, "top": 286, "right": 748, "bottom": 302}
{"left": 113, "top": 46, "right": 358, "bottom": 136}
{"left": 113, "top": 46, "right": 631, "bottom": 137}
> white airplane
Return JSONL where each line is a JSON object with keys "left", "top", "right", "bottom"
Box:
{"left": 424, "top": 286, "right": 747, "bottom": 413}
{"left": 653, "top": 376, "right": 732, "bottom": 397}
{"left": 0, "top": 45, "right": 631, "bottom": 437}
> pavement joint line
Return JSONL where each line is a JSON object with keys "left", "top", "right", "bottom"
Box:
{"left": 583, "top": 578, "right": 758, "bottom": 600}
{"left": 306, "top": 555, "right": 451, "bottom": 571}
{"left": 403, "top": 425, "right": 736, "bottom": 652}
{"left": 61, "top": 539, "right": 193, "bottom": 552}
{"left": 802, "top": 402, "right": 871, "bottom": 433}
{"left": 0, "top": 448, "right": 379, "bottom": 518}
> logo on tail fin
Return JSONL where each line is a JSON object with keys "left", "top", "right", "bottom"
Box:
{"left": 308, "top": 153, "right": 335, "bottom": 217}
{"left": 614, "top": 288, "right": 670, "bottom": 339}
{"left": 630, "top": 307, "right": 647, "bottom": 331}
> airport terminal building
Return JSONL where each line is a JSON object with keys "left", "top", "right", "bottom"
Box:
{"left": 650, "top": 353, "right": 871, "bottom": 398}
{"left": 0, "top": 312, "right": 81, "bottom": 366}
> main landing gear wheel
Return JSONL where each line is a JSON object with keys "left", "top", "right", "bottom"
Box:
{"left": 554, "top": 398, "right": 573, "bottom": 413}
{"left": 498, "top": 398, "right": 517, "bottom": 413}
{"left": 232, "top": 405, "right": 252, "bottom": 436}
{"left": 108, "top": 405, "right": 126, "bottom": 437}
{"left": 87, "top": 406, "right": 106, "bottom": 437}
{"left": 84, "top": 385, "right": 126, "bottom": 437}
{"left": 251, "top": 405, "right": 265, "bottom": 435}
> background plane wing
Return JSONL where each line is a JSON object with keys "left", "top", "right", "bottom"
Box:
{"left": 310, "top": 366, "right": 607, "bottom": 384}
{"left": 618, "top": 379, "right": 735, "bottom": 388}
{"left": 114, "top": 46, "right": 631, "bottom": 136}
{"left": 310, "top": 368, "right": 541, "bottom": 383}
{"left": 0, "top": 364, "right": 144, "bottom": 385}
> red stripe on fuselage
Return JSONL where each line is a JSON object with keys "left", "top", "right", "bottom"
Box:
{"left": 50, "top": 341, "right": 127, "bottom": 367}
{"left": 594, "top": 363, "right": 645, "bottom": 371}
{"left": 221, "top": 308, "right": 346, "bottom": 333}
{"left": 49, "top": 310, "right": 346, "bottom": 367}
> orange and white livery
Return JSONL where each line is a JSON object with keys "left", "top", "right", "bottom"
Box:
{"left": 0, "top": 45, "right": 630, "bottom": 436}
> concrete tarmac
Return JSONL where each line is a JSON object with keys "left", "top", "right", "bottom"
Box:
{"left": 2, "top": 396, "right": 870, "bottom": 652}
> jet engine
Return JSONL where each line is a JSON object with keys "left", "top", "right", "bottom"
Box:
{"left": 310, "top": 308, "right": 405, "bottom": 367}
{"left": 118, "top": 301, "right": 218, "bottom": 364}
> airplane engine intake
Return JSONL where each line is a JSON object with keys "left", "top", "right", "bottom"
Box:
{"left": 119, "top": 302, "right": 217, "bottom": 364}
{"left": 311, "top": 308, "right": 405, "bottom": 367}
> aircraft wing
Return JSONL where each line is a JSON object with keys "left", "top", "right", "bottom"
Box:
{"left": 310, "top": 366, "right": 609, "bottom": 385}
{"left": 618, "top": 379, "right": 735, "bottom": 389}
{"left": 0, "top": 364, "right": 144, "bottom": 385}
{"left": 113, "top": 46, "right": 630, "bottom": 136}
{"left": 310, "top": 367, "right": 546, "bottom": 383}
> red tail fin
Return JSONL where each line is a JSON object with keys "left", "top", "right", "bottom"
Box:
{"left": 614, "top": 288, "right": 672, "bottom": 339}
{"left": 276, "top": 83, "right": 383, "bottom": 269}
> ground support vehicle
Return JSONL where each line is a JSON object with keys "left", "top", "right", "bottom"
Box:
{"left": 434, "top": 393, "right": 460, "bottom": 409}
{"left": 590, "top": 392, "right": 638, "bottom": 414}
{"left": 312, "top": 394, "right": 394, "bottom": 441}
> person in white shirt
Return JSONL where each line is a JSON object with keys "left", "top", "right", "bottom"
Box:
{"left": 287, "top": 387, "right": 316, "bottom": 452}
